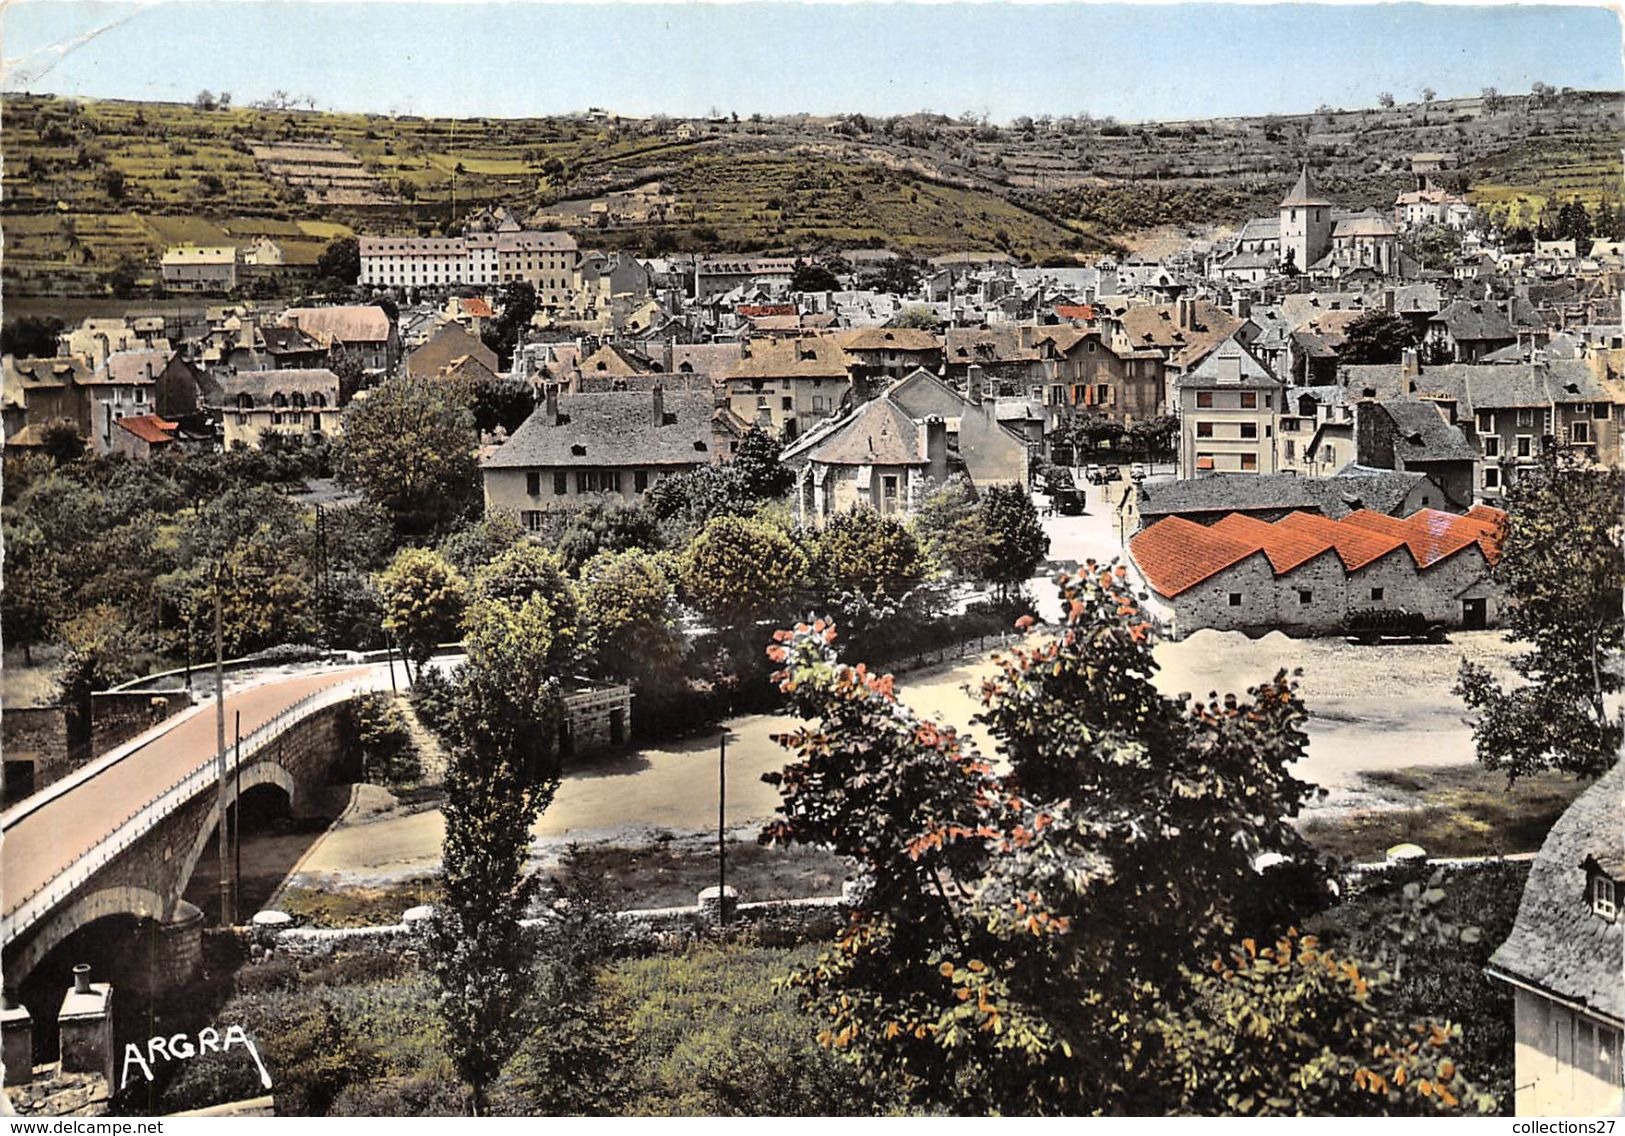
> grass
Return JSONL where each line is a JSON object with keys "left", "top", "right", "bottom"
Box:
{"left": 1300, "top": 764, "right": 1588, "bottom": 862}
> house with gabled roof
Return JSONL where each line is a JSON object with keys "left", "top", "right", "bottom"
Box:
{"left": 1176, "top": 338, "right": 1282, "bottom": 478}
{"left": 1128, "top": 505, "right": 1505, "bottom": 637}
{"left": 780, "top": 393, "right": 951, "bottom": 527}
{"left": 1354, "top": 398, "right": 1478, "bottom": 509}
{"left": 1487, "top": 761, "right": 1624, "bottom": 1116}
{"left": 480, "top": 386, "right": 717, "bottom": 528}
{"left": 406, "top": 322, "right": 498, "bottom": 381}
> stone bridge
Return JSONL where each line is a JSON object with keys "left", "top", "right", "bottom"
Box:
{"left": 0, "top": 665, "right": 390, "bottom": 999}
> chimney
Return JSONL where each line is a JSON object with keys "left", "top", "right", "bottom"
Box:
{"left": 287, "top": 313, "right": 300, "bottom": 332}
{"left": 545, "top": 384, "right": 559, "bottom": 425}
{"left": 1383, "top": 289, "right": 1395, "bottom": 314}
{"left": 923, "top": 414, "right": 947, "bottom": 468}
{"left": 966, "top": 363, "right": 985, "bottom": 405}
{"left": 1400, "top": 347, "right": 1420, "bottom": 380}
{"left": 1532, "top": 348, "right": 1549, "bottom": 375}
{"left": 739, "top": 336, "right": 752, "bottom": 360}
{"left": 652, "top": 383, "right": 665, "bottom": 425}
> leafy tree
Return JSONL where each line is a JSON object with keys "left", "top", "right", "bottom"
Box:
{"left": 763, "top": 566, "right": 1343, "bottom": 1114}
{"left": 338, "top": 377, "right": 479, "bottom": 537}
{"left": 1554, "top": 199, "right": 1595, "bottom": 253}
{"left": 856, "top": 254, "right": 924, "bottom": 296}
{"left": 808, "top": 508, "right": 930, "bottom": 605}
{"left": 378, "top": 547, "right": 467, "bottom": 678}
{"left": 1, "top": 511, "right": 65, "bottom": 662}
{"left": 317, "top": 236, "right": 361, "bottom": 285}
{"left": 1, "top": 315, "right": 64, "bottom": 358}
{"left": 58, "top": 603, "right": 147, "bottom": 706}
{"left": 1377, "top": 92, "right": 1396, "bottom": 109}
{"left": 1456, "top": 449, "right": 1624, "bottom": 780}
{"left": 913, "top": 475, "right": 989, "bottom": 580}
{"left": 468, "top": 377, "right": 535, "bottom": 435}
{"left": 466, "top": 543, "right": 582, "bottom": 676}
{"left": 731, "top": 425, "right": 794, "bottom": 500}
{"left": 1340, "top": 311, "right": 1420, "bottom": 365}
{"left": 554, "top": 500, "right": 664, "bottom": 573}
{"left": 1401, "top": 225, "right": 1466, "bottom": 271}
{"left": 645, "top": 463, "right": 758, "bottom": 533}
{"left": 108, "top": 257, "right": 142, "bottom": 298}
{"left": 1419, "top": 87, "right": 1436, "bottom": 104}
{"left": 790, "top": 259, "right": 841, "bottom": 293}
{"left": 40, "top": 421, "right": 86, "bottom": 465}
{"left": 480, "top": 281, "right": 537, "bottom": 369}
{"left": 439, "top": 511, "right": 527, "bottom": 576}
{"left": 1480, "top": 87, "right": 1504, "bottom": 113}
{"left": 679, "top": 514, "right": 808, "bottom": 632}
{"left": 978, "top": 484, "right": 1048, "bottom": 598}
{"left": 577, "top": 547, "right": 685, "bottom": 687}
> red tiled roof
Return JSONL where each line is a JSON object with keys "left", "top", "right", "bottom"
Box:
{"left": 461, "top": 298, "right": 494, "bottom": 318}
{"left": 1211, "top": 513, "right": 1337, "bottom": 574}
{"left": 738, "top": 304, "right": 797, "bottom": 318}
{"left": 1343, "top": 507, "right": 1505, "bottom": 568}
{"left": 1132, "top": 505, "right": 1508, "bottom": 598}
{"left": 115, "top": 415, "right": 177, "bottom": 445}
{"left": 1129, "top": 516, "right": 1263, "bottom": 598}
{"left": 1055, "top": 304, "right": 1096, "bottom": 322}
{"left": 1273, "top": 511, "right": 1406, "bottom": 571}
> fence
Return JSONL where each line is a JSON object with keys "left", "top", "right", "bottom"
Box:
{"left": 0, "top": 675, "right": 387, "bottom": 947}
{"left": 878, "top": 632, "right": 1018, "bottom": 677}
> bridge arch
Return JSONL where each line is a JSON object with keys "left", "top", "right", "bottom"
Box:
{"left": 9, "top": 884, "right": 167, "bottom": 985}
{"left": 171, "top": 761, "right": 297, "bottom": 921}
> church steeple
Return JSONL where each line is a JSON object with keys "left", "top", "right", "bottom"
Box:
{"left": 1280, "top": 164, "right": 1332, "bottom": 208}
{"left": 1279, "top": 164, "right": 1334, "bottom": 272}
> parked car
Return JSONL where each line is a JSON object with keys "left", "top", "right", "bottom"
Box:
{"left": 1087, "top": 465, "right": 1120, "bottom": 485}
{"left": 1052, "top": 486, "right": 1087, "bottom": 515}
{"left": 1343, "top": 609, "right": 1447, "bottom": 644}
{"left": 1083, "top": 464, "right": 1102, "bottom": 485}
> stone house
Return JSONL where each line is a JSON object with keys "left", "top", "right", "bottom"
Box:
{"left": 405, "top": 322, "right": 499, "bottom": 381}
{"left": 723, "top": 335, "right": 854, "bottom": 440}
{"left": 280, "top": 307, "right": 400, "bottom": 376}
{"left": 1129, "top": 505, "right": 1505, "bottom": 637}
{"left": 885, "top": 369, "right": 1032, "bottom": 491}
{"left": 781, "top": 394, "right": 951, "bottom": 527}
{"left": 160, "top": 245, "right": 239, "bottom": 293}
{"left": 1487, "top": 761, "right": 1623, "bottom": 1116}
{"left": 1354, "top": 399, "right": 1478, "bottom": 510}
{"left": 1426, "top": 300, "right": 1518, "bottom": 363}
{"left": 481, "top": 386, "right": 716, "bottom": 528}
{"left": 1138, "top": 468, "right": 1446, "bottom": 528}
{"left": 2, "top": 355, "right": 93, "bottom": 440}
{"left": 86, "top": 349, "right": 168, "bottom": 455}
{"left": 209, "top": 369, "right": 342, "bottom": 449}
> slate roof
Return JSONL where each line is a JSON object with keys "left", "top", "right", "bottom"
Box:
{"left": 5, "top": 355, "right": 93, "bottom": 391}
{"left": 1119, "top": 302, "right": 1244, "bottom": 370}
{"left": 835, "top": 327, "right": 941, "bottom": 352}
{"left": 1488, "top": 760, "right": 1625, "bottom": 1025}
{"left": 670, "top": 343, "right": 744, "bottom": 375}
{"left": 1178, "top": 338, "right": 1280, "bottom": 390}
{"left": 407, "top": 323, "right": 499, "bottom": 379}
{"left": 1139, "top": 469, "right": 1431, "bottom": 521}
{"left": 1280, "top": 166, "right": 1332, "bottom": 208}
{"left": 728, "top": 335, "right": 851, "bottom": 379}
{"left": 577, "top": 343, "right": 654, "bottom": 376}
{"left": 795, "top": 395, "right": 927, "bottom": 467}
{"left": 482, "top": 389, "right": 714, "bottom": 470}
{"left": 211, "top": 369, "right": 341, "bottom": 404}
{"left": 1379, "top": 400, "right": 1480, "bottom": 463}
{"left": 1431, "top": 300, "right": 1517, "bottom": 344}
{"left": 282, "top": 306, "right": 393, "bottom": 345}
{"left": 91, "top": 349, "right": 168, "bottom": 386}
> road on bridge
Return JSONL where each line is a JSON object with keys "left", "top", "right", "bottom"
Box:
{"left": 1, "top": 665, "right": 380, "bottom": 921}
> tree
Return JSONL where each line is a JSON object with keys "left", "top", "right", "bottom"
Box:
{"left": 1339, "top": 310, "right": 1420, "bottom": 365}
{"left": 317, "top": 236, "right": 361, "bottom": 286}
{"left": 762, "top": 566, "right": 1351, "bottom": 1113}
{"left": 378, "top": 547, "right": 467, "bottom": 679}
{"left": 338, "top": 377, "right": 479, "bottom": 537}
{"left": 0, "top": 511, "right": 66, "bottom": 662}
{"left": 577, "top": 547, "right": 685, "bottom": 687}
{"left": 193, "top": 89, "right": 218, "bottom": 111}
{"left": 789, "top": 259, "right": 841, "bottom": 293}
{"left": 554, "top": 500, "right": 663, "bottom": 574}
{"left": 1377, "top": 92, "right": 1396, "bottom": 109}
{"left": 679, "top": 514, "right": 807, "bottom": 632}
{"left": 108, "top": 257, "right": 142, "bottom": 299}
{"left": 1455, "top": 449, "right": 1624, "bottom": 781}
{"left": 645, "top": 463, "right": 758, "bottom": 532}
{"left": 480, "top": 281, "right": 537, "bottom": 369}
{"left": 429, "top": 656, "right": 561, "bottom": 1114}
{"left": 1480, "top": 87, "right": 1504, "bottom": 113}
{"left": 856, "top": 255, "right": 924, "bottom": 296}
{"left": 1, "top": 315, "right": 64, "bottom": 359}
{"left": 1419, "top": 87, "right": 1437, "bottom": 104}
{"left": 100, "top": 167, "right": 126, "bottom": 201}
{"left": 438, "top": 512, "right": 526, "bottom": 576}
{"left": 1402, "top": 225, "right": 1465, "bottom": 271}
{"left": 329, "top": 347, "right": 367, "bottom": 407}
{"left": 466, "top": 543, "right": 582, "bottom": 677}
{"left": 1554, "top": 199, "right": 1595, "bottom": 253}
{"left": 731, "top": 425, "right": 794, "bottom": 500}
{"left": 892, "top": 306, "right": 941, "bottom": 331}
{"left": 913, "top": 475, "right": 990, "bottom": 580}
{"left": 808, "top": 508, "right": 930, "bottom": 605}
{"left": 978, "top": 484, "right": 1048, "bottom": 598}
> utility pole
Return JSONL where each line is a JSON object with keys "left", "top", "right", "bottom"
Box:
{"left": 234, "top": 710, "right": 242, "bottom": 917}
{"left": 718, "top": 731, "right": 727, "bottom": 925}
{"left": 213, "top": 563, "right": 234, "bottom": 927}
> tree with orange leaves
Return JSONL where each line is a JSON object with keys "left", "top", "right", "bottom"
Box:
{"left": 761, "top": 563, "right": 1488, "bottom": 1114}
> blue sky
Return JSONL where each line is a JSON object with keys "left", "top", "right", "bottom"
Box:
{"left": 3, "top": 1, "right": 1620, "bottom": 122}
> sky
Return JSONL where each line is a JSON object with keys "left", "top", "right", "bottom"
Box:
{"left": 1, "top": 1, "right": 1621, "bottom": 123}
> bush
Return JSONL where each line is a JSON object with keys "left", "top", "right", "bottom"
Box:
{"left": 343, "top": 693, "right": 420, "bottom": 786}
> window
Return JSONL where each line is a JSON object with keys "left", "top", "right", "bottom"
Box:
{"left": 526, "top": 471, "right": 541, "bottom": 496}
{"left": 1572, "top": 421, "right": 1592, "bottom": 444}
{"left": 782, "top": 396, "right": 793, "bottom": 411}
{"left": 1196, "top": 421, "right": 1214, "bottom": 438}
{"left": 1283, "top": 440, "right": 1295, "bottom": 461}
{"left": 1483, "top": 467, "right": 1501, "bottom": 490}
{"left": 1595, "top": 875, "right": 1617, "bottom": 921}
{"left": 1096, "top": 383, "right": 1109, "bottom": 405}
{"left": 1370, "top": 587, "right": 1385, "bottom": 602}
{"left": 1239, "top": 423, "right": 1258, "bottom": 440}
{"left": 1228, "top": 593, "right": 1242, "bottom": 607}
{"left": 1595, "top": 402, "right": 1611, "bottom": 420}
{"left": 1482, "top": 435, "right": 1500, "bottom": 459}
{"left": 1476, "top": 411, "right": 1495, "bottom": 434}
{"left": 1516, "top": 408, "right": 1534, "bottom": 428}
{"left": 1196, "top": 392, "right": 1214, "bottom": 408}
{"left": 522, "top": 510, "right": 546, "bottom": 533}
{"left": 134, "top": 387, "right": 146, "bottom": 404}
{"left": 635, "top": 470, "right": 649, "bottom": 493}
{"left": 1240, "top": 392, "right": 1258, "bottom": 409}
{"left": 1240, "top": 453, "right": 1258, "bottom": 471}
{"left": 553, "top": 471, "right": 568, "bottom": 495}
{"left": 1297, "top": 589, "right": 1313, "bottom": 605}
{"left": 1516, "top": 435, "right": 1533, "bottom": 459}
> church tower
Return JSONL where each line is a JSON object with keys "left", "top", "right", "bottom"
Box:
{"left": 1279, "top": 165, "right": 1333, "bottom": 272}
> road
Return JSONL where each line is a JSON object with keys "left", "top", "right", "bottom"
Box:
{"left": 0, "top": 665, "right": 381, "bottom": 921}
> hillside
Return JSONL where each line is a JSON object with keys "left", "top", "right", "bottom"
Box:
{"left": 2, "top": 89, "right": 1619, "bottom": 295}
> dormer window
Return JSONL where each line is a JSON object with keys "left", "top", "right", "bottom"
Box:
{"left": 1591, "top": 869, "right": 1617, "bottom": 921}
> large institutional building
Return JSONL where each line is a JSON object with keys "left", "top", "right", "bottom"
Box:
{"left": 358, "top": 208, "right": 579, "bottom": 308}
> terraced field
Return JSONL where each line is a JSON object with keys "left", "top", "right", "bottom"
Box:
{"left": 3, "top": 88, "right": 1619, "bottom": 295}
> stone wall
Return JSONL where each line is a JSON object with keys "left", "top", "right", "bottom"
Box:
{"left": 2, "top": 694, "right": 191, "bottom": 808}
{"left": 88, "top": 692, "right": 190, "bottom": 763}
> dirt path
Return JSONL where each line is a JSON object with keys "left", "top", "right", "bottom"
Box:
{"left": 286, "top": 630, "right": 1521, "bottom": 886}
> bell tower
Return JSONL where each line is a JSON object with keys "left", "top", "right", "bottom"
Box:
{"left": 1279, "top": 165, "right": 1333, "bottom": 272}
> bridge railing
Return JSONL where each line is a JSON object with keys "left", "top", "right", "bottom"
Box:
{"left": 1, "top": 675, "right": 386, "bottom": 946}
